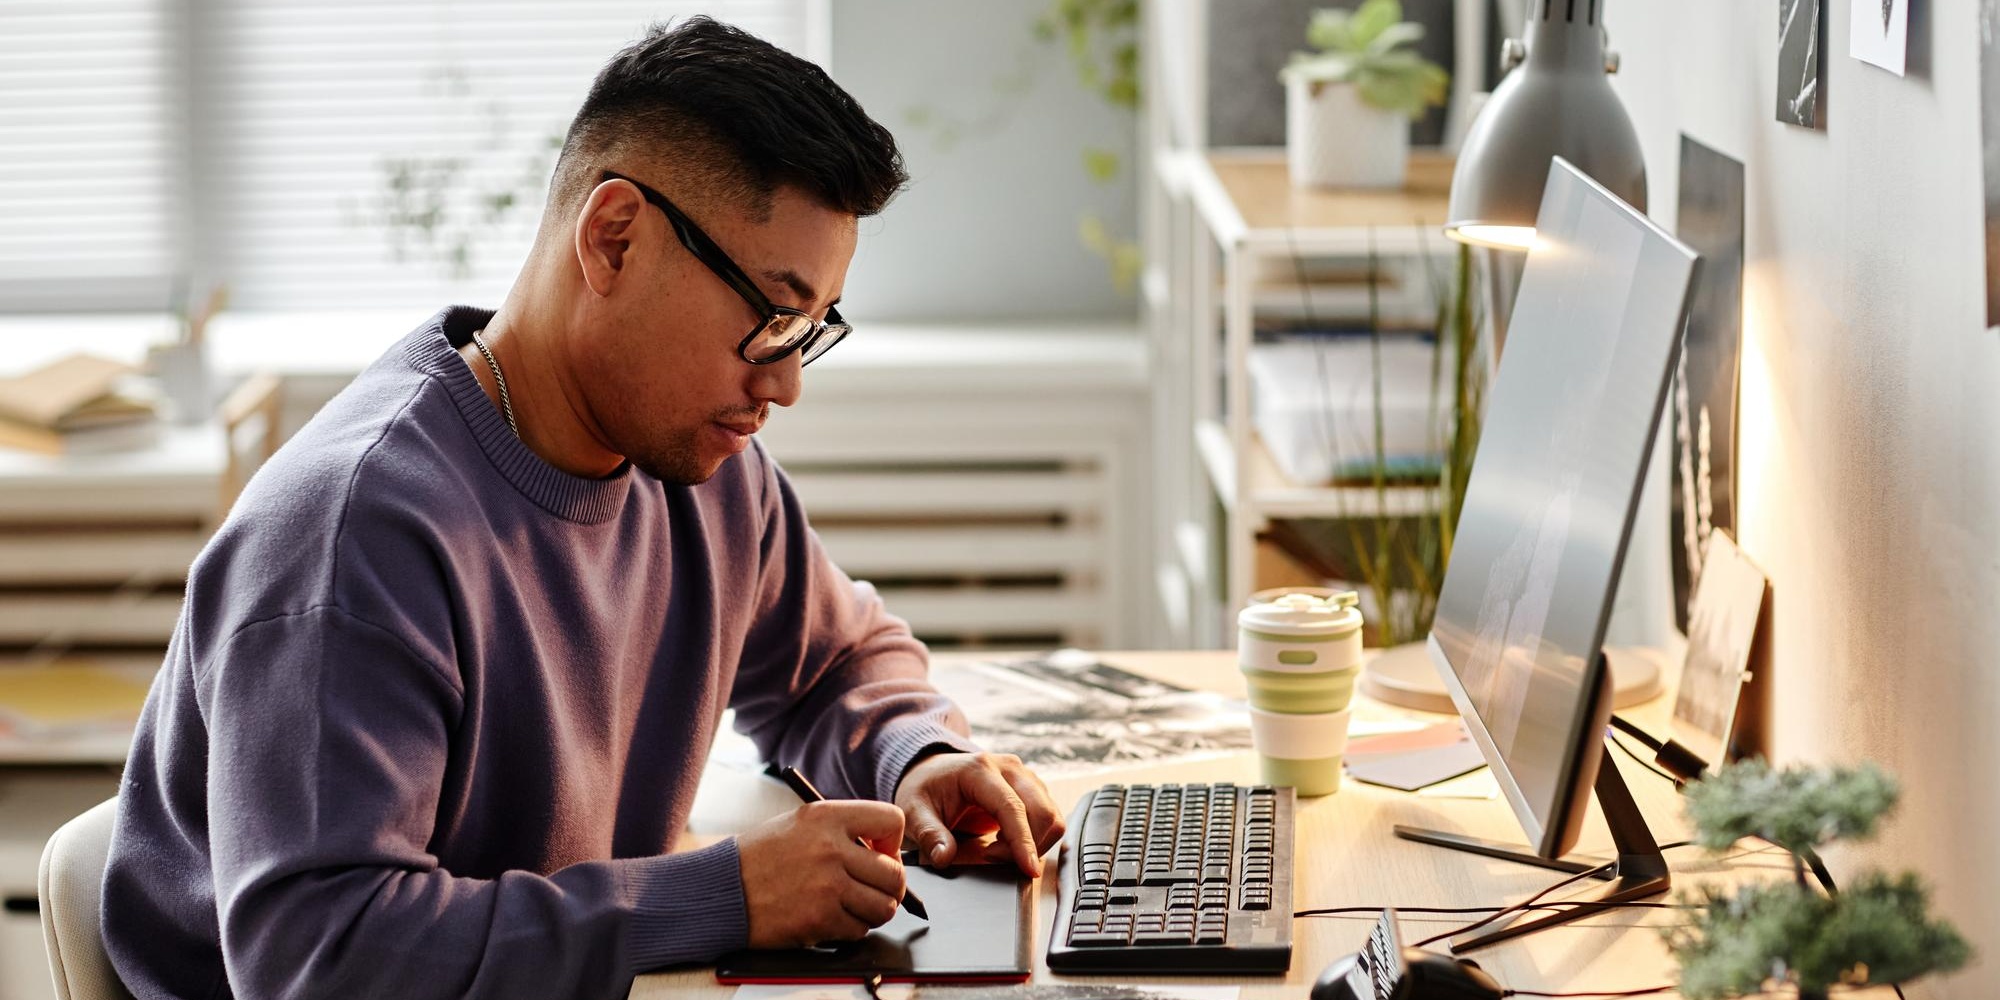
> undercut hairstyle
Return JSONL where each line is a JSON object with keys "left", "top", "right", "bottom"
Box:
{"left": 546, "top": 16, "right": 907, "bottom": 227}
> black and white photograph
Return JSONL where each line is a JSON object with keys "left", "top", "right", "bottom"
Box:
{"left": 1670, "top": 532, "right": 1768, "bottom": 769}
{"left": 1670, "top": 136, "right": 1746, "bottom": 632}
{"left": 1777, "top": 0, "right": 1823, "bottom": 127}
{"left": 1984, "top": 0, "right": 2000, "bottom": 328}
{"left": 1850, "top": 0, "right": 1908, "bottom": 75}
{"left": 934, "top": 651, "right": 1256, "bottom": 776}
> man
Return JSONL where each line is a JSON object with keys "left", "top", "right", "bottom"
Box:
{"left": 102, "top": 18, "right": 1065, "bottom": 1000}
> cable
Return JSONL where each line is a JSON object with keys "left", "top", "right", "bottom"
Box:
{"left": 1412, "top": 860, "right": 1613, "bottom": 948}
{"left": 1607, "top": 727, "right": 1682, "bottom": 787}
{"left": 1295, "top": 901, "right": 1698, "bottom": 919}
{"left": 1608, "top": 714, "right": 1711, "bottom": 781}
{"left": 1503, "top": 988, "right": 1674, "bottom": 998}
{"left": 1412, "top": 841, "right": 1695, "bottom": 949}
{"left": 1607, "top": 714, "right": 1663, "bottom": 752}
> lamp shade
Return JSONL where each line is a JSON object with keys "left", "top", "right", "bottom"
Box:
{"left": 1445, "top": 0, "right": 1647, "bottom": 250}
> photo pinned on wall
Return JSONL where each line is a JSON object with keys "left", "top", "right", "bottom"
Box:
{"left": 1850, "top": 0, "right": 1908, "bottom": 75}
{"left": 1777, "top": 0, "right": 1823, "bottom": 127}
{"left": 1983, "top": 0, "right": 2000, "bottom": 328}
{"left": 1670, "top": 136, "right": 1745, "bottom": 632}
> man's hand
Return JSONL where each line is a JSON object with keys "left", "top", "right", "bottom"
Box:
{"left": 737, "top": 799, "right": 906, "bottom": 948}
{"left": 894, "top": 752, "right": 1066, "bottom": 877}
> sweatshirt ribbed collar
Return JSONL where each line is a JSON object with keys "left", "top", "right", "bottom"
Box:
{"left": 402, "top": 305, "right": 635, "bottom": 525}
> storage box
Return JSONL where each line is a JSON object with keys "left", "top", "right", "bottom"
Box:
{"left": 1247, "top": 336, "right": 1442, "bottom": 486}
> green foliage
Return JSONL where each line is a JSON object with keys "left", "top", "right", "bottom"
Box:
{"left": 1338, "top": 239, "right": 1485, "bottom": 646}
{"left": 1282, "top": 0, "right": 1449, "bottom": 120}
{"left": 1683, "top": 759, "right": 1899, "bottom": 856}
{"left": 1664, "top": 875, "right": 1971, "bottom": 999}
{"left": 1034, "top": 0, "right": 1140, "bottom": 109}
{"left": 1029, "top": 0, "right": 1141, "bottom": 293}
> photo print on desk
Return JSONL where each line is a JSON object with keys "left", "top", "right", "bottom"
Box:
{"left": 1670, "top": 531, "right": 1767, "bottom": 769}
{"left": 1777, "top": 0, "right": 1823, "bottom": 127}
{"left": 1983, "top": 0, "right": 2000, "bottom": 328}
{"left": 937, "top": 650, "right": 1256, "bottom": 776}
{"left": 1669, "top": 136, "right": 1745, "bottom": 631}
{"left": 1850, "top": 0, "right": 1908, "bottom": 75}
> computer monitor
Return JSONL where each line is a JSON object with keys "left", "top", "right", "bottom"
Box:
{"left": 1398, "top": 157, "right": 1701, "bottom": 950}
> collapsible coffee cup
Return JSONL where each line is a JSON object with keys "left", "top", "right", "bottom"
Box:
{"left": 1238, "top": 591, "right": 1363, "bottom": 796}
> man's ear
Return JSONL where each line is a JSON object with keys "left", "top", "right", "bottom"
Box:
{"left": 574, "top": 179, "right": 645, "bottom": 297}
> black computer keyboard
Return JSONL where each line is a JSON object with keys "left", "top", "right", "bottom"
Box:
{"left": 1047, "top": 782, "right": 1294, "bottom": 973}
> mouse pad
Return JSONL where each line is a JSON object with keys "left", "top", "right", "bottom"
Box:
{"left": 715, "top": 860, "right": 1033, "bottom": 984}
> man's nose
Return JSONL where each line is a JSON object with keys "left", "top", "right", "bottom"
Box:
{"left": 749, "top": 349, "right": 803, "bottom": 408}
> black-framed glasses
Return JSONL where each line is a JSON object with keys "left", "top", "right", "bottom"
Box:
{"left": 601, "top": 170, "right": 849, "bottom": 367}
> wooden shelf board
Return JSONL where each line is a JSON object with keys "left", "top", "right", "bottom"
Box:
{"left": 1207, "top": 147, "right": 1454, "bottom": 234}
{"left": 1195, "top": 418, "right": 1439, "bottom": 520}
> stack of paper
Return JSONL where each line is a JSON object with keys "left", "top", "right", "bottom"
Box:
{"left": 0, "top": 354, "right": 160, "bottom": 455}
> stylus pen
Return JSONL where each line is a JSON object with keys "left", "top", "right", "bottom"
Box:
{"left": 773, "top": 765, "right": 931, "bottom": 921}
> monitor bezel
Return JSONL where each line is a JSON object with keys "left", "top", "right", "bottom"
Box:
{"left": 1425, "top": 157, "right": 1701, "bottom": 859}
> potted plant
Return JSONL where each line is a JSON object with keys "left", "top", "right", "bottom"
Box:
{"left": 1666, "top": 759, "right": 1971, "bottom": 1000}
{"left": 1280, "top": 0, "right": 1449, "bottom": 189}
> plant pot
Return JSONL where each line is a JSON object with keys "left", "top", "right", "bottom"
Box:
{"left": 1285, "top": 76, "right": 1410, "bottom": 189}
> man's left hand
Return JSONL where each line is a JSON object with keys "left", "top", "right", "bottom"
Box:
{"left": 894, "top": 752, "right": 1066, "bottom": 877}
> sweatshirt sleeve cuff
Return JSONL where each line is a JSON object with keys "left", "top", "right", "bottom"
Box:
{"left": 874, "top": 724, "right": 982, "bottom": 803}
{"left": 621, "top": 837, "right": 749, "bottom": 974}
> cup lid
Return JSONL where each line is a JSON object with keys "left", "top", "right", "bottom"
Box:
{"left": 1238, "top": 591, "right": 1362, "bottom": 635}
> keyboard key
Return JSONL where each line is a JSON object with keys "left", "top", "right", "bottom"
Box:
{"left": 1070, "top": 931, "right": 1130, "bottom": 947}
{"left": 1201, "top": 864, "right": 1231, "bottom": 882}
{"left": 1111, "top": 862, "right": 1140, "bottom": 885}
{"left": 1134, "top": 928, "right": 1194, "bottom": 946}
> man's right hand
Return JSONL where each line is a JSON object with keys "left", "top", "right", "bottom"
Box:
{"left": 736, "top": 799, "right": 907, "bottom": 948}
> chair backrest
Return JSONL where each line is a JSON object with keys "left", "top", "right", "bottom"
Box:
{"left": 37, "top": 797, "right": 136, "bottom": 1000}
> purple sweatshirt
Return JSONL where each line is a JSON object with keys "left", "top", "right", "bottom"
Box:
{"left": 101, "top": 306, "right": 975, "bottom": 1000}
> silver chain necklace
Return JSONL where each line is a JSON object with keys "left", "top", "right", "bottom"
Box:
{"left": 468, "top": 330, "right": 518, "bottom": 437}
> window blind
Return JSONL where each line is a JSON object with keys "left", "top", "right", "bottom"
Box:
{"left": 0, "top": 0, "right": 184, "bottom": 312}
{"left": 0, "top": 2, "right": 810, "bottom": 314}
{"left": 194, "top": 1, "right": 811, "bottom": 311}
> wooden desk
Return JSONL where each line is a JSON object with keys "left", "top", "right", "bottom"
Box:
{"left": 633, "top": 649, "right": 1833, "bottom": 1000}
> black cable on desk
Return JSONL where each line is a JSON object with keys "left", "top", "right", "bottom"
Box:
{"left": 1409, "top": 861, "right": 1613, "bottom": 949}
{"left": 1411, "top": 841, "right": 1696, "bottom": 949}
{"left": 1608, "top": 727, "right": 1683, "bottom": 787}
{"left": 1503, "top": 988, "right": 1675, "bottom": 998}
{"left": 1609, "top": 714, "right": 1711, "bottom": 781}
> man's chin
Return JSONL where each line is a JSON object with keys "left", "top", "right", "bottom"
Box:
{"left": 633, "top": 451, "right": 727, "bottom": 487}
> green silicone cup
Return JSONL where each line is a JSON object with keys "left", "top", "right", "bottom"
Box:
{"left": 1260, "top": 754, "right": 1344, "bottom": 797}
{"left": 1240, "top": 665, "right": 1360, "bottom": 715}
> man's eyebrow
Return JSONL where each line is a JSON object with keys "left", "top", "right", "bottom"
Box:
{"left": 762, "top": 268, "right": 819, "bottom": 308}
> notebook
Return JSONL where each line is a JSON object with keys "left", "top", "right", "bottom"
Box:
{"left": 715, "top": 858, "right": 1033, "bottom": 985}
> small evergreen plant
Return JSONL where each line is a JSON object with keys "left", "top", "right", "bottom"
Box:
{"left": 1280, "top": 0, "right": 1449, "bottom": 120}
{"left": 1665, "top": 760, "right": 1971, "bottom": 1000}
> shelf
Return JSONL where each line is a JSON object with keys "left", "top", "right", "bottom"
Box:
{"left": 1195, "top": 418, "right": 1439, "bottom": 521}
{"left": 1177, "top": 148, "right": 1458, "bottom": 257}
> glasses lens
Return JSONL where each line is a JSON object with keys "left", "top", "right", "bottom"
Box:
{"left": 744, "top": 312, "right": 816, "bottom": 361}
{"left": 799, "top": 323, "right": 849, "bottom": 366}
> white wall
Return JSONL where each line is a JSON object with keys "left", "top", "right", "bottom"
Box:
{"left": 828, "top": 0, "right": 1140, "bottom": 321}
{"left": 1607, "top": 1, "right": 2000, "bottom": 994}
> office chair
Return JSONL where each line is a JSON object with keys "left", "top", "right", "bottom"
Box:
{"left": 37, "top": 797, "right": 136, "bottom": 1000}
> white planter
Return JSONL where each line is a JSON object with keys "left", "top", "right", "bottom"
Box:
{"left": 1285, "top": 76, "right": 1410, "bottom": 189}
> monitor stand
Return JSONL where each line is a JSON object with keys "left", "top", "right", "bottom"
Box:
{"left": 1390, "top": 742, "right": 1671, "bottom": 952}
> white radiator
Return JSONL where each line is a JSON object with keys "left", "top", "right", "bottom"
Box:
{"left": 756, "top": 322, "right": 1150, "bottom": 650}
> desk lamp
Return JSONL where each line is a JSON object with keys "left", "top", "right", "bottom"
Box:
{"left": 1443, "top": 0, "right": 1647, "bottom": 252}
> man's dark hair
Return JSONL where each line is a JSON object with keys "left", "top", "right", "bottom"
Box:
{"left": 548, "top": 16, "right": 906, "bottom": 225}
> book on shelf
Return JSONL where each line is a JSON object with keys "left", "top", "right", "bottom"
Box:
{"left": 0, "top": 353, "right": 160, "bottom": 455}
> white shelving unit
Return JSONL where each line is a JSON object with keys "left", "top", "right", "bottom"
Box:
{"left": 1139, "top": 4, "right": 1459, "bottom": 646}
